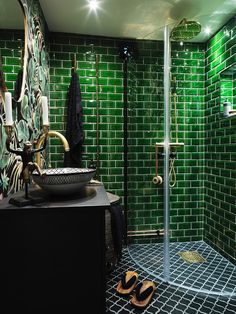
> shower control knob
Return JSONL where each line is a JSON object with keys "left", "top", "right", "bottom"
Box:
{"left": 152, "top": 175, "right": 163, "bottom": 185}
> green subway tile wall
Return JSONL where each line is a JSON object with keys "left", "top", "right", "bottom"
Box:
{"left": 205, "top": 16, "right": 236, "bottom": 264}
{"left": 49, "top": 33, "right": 205, "bottom": 243}
{"left": 49, "top": 34, "right": 125, "bottom": 199}
{"left": 0, "top": 30, "right": 24, "bottom": 93}
{"left": 127, "top": 41, "right": 205, "bottom": 243}
{"left": 169, "top": 43, "right": 205, "bottom": 243}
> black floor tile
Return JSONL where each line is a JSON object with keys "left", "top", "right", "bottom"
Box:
{"left": 106, "top": 247, "right": 236, "bottom": 314}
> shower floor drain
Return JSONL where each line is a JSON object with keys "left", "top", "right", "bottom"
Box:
{"left": 178, "top": 250, "right": 206, "bottom": 263}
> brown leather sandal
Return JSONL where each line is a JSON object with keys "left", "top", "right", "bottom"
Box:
{"left": 130, "top": 280, "right": 156, "bottom": 308}
{"left": 116, "top": 271, "right": 139, "bottom": 295}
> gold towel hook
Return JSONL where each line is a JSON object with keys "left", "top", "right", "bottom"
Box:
{"left": 72, "top": 53, "right": 77, "bottom": 71}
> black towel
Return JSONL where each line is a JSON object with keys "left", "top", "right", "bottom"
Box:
{"left": 110, "top": 202, "right": 125, "bottom": 261}
{"left": 64, "top": 71, "right": 84, "bottom": 167}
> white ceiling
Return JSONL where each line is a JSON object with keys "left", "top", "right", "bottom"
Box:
{"left": 0, "top": 0, "right": 236, "bottom": 42}
{"left": 0, "top": 0, "right": 24, "bottom": 30}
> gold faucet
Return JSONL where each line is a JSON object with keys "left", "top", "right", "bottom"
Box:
{"left": 35, "top": 131, "right": 70, "bottom": 168}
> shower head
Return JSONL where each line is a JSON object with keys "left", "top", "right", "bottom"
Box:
{"left": 170, "top": 18, "right": 201, "bottom": 41}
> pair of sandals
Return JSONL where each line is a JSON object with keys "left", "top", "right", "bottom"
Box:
{"left": 116, "top": 270, "right": 156, "bottom": 309}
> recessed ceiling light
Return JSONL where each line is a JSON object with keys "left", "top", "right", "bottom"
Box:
{"left": 88, "top": 0, "right": 99, "bottom": 11}
{"left": 204, "top": 26, "right": 211, "bottom": 35}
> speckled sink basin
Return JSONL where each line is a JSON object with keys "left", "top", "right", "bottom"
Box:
{"left": 32, "top": 167, "right": 96, "bottom": 195}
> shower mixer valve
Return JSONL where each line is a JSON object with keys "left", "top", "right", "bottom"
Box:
{"left": 153, "top": 145, "right": 163, "bottom": 185}
{"left": 152, "top": 147, "right": 177, "bottom": 186}
{"left": 152, "top": 175, "right": 163, "bottom": 185}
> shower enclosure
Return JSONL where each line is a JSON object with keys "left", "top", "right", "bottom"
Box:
{"left": 127, "top": 23, "right": 236, "bottom": 297}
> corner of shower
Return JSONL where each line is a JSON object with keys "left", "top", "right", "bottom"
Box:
{"left": 126, "top": 23, "right": 236, "bottom": 298}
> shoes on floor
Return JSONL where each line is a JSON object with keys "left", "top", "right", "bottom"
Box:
{"left": 116, "top": 270, "right": 156, "bottom": 309}
{"left": 130, "top": 280, "right": 156, "bottom": 309}
{"left": 116, "top": 270, "right": 139, "bottom": 295}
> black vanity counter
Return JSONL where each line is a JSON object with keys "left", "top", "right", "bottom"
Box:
{"left": 0, "top": 183, "right": 109, "bottom": 209}
{"left": 0, "top": 184, "right": 110, "bottom": 314}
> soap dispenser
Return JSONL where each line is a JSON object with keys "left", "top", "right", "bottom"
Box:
{"left": 223, "top": 98, "right": 231, "bottom": 117}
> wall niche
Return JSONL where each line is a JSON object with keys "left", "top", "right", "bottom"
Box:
{"left": 219, "top": 63, "right": 236, "bottom": 118}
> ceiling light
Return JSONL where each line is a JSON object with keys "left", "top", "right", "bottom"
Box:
{"left": 88, "top": 0, "right": 99, "bottom": 11}
{"left": 204, "top": 27, "right": 211, "bottom": 35}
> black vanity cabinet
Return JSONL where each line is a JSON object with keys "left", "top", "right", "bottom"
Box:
{"left": 0, "top": 184, "right": 109, "bottom": 314}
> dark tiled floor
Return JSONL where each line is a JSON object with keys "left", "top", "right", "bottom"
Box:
{"left": 106, "top": 248, "right": 236, "bottom": 313}
{"left": 128, "top": 241, "right": 236, "bottom": 296}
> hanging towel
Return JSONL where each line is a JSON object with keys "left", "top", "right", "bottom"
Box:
{"left": 110, "top": 201, "right": 126, "bottom": 262}
{"left": 64, "top": 71, "right": 84, "bottom": 167}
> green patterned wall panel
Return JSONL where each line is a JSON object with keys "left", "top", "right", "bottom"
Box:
{"left": 0, "top": 0, "right": 49, "bottom": 197}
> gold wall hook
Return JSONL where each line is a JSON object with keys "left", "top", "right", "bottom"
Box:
{"left": 72, "top": 53, "right": 77, "bottom": 71}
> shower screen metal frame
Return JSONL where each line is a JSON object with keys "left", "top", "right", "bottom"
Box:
{"left": 163, "top": 24, "right": 171, "bottom": 283}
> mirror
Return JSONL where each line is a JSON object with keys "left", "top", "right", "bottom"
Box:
{"left": 0, "top": 0, "right": 27, "bottom": 197}
{"left": 15, "top": 0, "right": 28, "bottom": 103}
{"left": 0, "top": 0, "right": 26, "bottom": 102}
{"left": 219, "top": 63, "right": 236, "bottom": 118}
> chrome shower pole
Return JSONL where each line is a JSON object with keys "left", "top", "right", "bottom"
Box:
{"left": 163, "top": 24, "right": 170, "bottom": 283}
